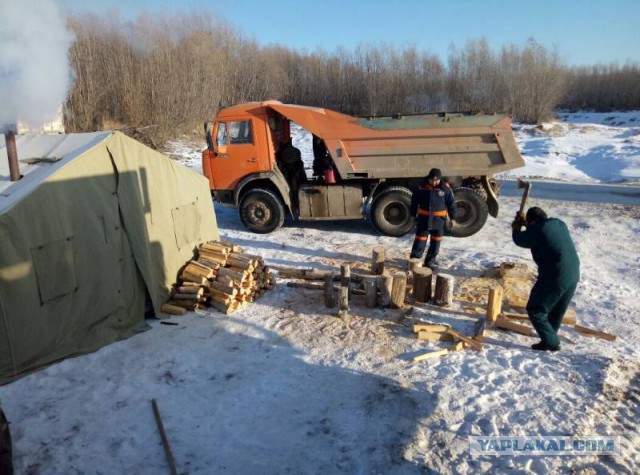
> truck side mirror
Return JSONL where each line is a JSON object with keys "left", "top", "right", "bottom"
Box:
{"left": 204, "top": 122, "right": 214, "bottom": 151}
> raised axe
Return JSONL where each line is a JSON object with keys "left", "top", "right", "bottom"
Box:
{"left": 516, "top": 178, "right": 532, "bottom": 219}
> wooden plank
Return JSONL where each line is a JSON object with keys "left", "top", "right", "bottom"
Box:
{"left": 413, "top": 348, "right": 449, "bottom": 362}
{"left": 574, "top": 324, "right": 617, "bottom": 342}
{"left": 486, "top": 286, "right": 503, "bottom": 322}
{"left": 413, "top": 323, "right": 449, "bottom": 333}
{"left": 494, "top": 316, "right": 534, "bottom": 336}
{"left": 417, "top": 331, "right": 454, "bottom": 341}
{"left": 446, "top": 329, "right": 483, "bottom": 351}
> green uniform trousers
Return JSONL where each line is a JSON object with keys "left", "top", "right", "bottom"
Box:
{"left": 527, "top": 281, "right": 578, "bottom": 347}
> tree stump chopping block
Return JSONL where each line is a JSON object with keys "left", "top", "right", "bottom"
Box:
{"left": 412, "top": 267, "right": 433, "bottom": 303}
{"left": 371, "top": 246, "right": 385, "bottom": 275}
{"left": 433, "top": 273, "right": 455, "bottom": 307}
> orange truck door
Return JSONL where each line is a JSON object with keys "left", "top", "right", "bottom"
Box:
{"left": 208, "top": 118, "right": 263, "bottom": 190}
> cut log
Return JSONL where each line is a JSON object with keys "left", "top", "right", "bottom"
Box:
{"left": 210, "top": 281, "right": 238, "bottom": 297}
{"left": 286, "top": 281, "right": 323, "bottom": 290}
{"left": 433, "top": 274, "right": 455, "bottom": 307}
{"left": 413, "top": 323, "right": 449, "bottom": 333}
{"left": 378, "top": 274, "right": 393, "bottom": 308}
{"left": 172, "top": 293, "right": 204, "bottom": 301}
{"left": 160, "top": 303, "right": 187, "bottom": 316}
{"left": 175, "top": 286, "right": 204, "bottom": 295}
{"left": 209, "top": 300, "right": 234, "bottom": 315}
{"left": 413, "top": 348, "right": 449, "bottom": 362}
{"left": 574, "top": 324, "right": 617, "bottom": 342}
{"left": 390, "top": 272, "right": 407, "bottom": 309}
{"left": 412, "top": 267, "right": 433, "bottom": 303}
{"left": 494, "top": 316, "right": 534, "bottom": 336}
{"left": 446, "top": 329, "right": 483, "bottom": 351}
{"left": 363, "top": 276, "right": 378, "bottom": 308}
{"left": 167, "top": 299, "right": 196, "bottom": 310}
{"left": 371, "top": 246, "right": 385, "bottom": 275}
{"left": 184, "top": 263, "right": 214, "bottom": 279}
{"left": 324, "top": 273, "right": 337, "bottom": 308}
{"left": 180, "top": 271, "right": 208, "bottom": 285}
{"left": 417, "top": 330, "right": 454, "bottom": 341}
{"left": 486, "top": 286, "right": 504, "bottom": 322}
{"left": 218, "top": 267, "right": 247, "bottom": 283}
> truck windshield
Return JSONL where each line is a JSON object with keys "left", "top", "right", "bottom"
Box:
{"left": 216, "top": 120, "right": 253, "bottom": 145}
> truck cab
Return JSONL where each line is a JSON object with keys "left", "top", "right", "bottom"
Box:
{"left": 203, "top": 101, "right": 524, "bottom": 237}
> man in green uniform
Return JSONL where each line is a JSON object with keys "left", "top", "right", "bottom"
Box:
{"left": 512, "top": 207, "right": 580, "bottom": 351}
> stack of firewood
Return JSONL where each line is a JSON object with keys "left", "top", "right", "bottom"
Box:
{"left": 161, "top": 240, "right": 276, "bottom": 316}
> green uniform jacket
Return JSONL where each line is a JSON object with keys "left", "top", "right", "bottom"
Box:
{"left": 512, "top": 218, "right": 580, "bottom": 287}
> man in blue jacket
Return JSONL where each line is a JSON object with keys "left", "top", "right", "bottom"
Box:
{"left": 512, "top": 207, "right": 580, "bottom": 351}
{"left": 410, "top": 168, "right": 457, "bottom": 267}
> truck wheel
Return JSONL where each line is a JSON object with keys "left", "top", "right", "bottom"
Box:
{"left": 446, "top": 187, "right": 488, "bottom": 238}
{"left": 239, "top": 188, "right": 285, "bottom": 233}
{"left": 370, "top": 187, "right": 415, "bottom": 237}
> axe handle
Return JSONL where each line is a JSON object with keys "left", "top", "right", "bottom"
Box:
{"left": 519, "top": 184, "right": 531, "bottom": 215}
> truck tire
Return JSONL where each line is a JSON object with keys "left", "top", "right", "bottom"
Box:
{"left": 370, "top": 187, "right": 415, "bottom": 237}
{"left": 239, "top": 188, "right": 285, "bottom": 234}
{"left": 446, "top": 187, "right": 488, "bottom": 238}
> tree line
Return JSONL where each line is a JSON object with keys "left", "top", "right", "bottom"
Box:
{"left": 64, "top": 12, "right": 640, "bottom": 143}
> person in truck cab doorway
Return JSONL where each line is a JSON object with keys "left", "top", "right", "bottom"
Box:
{"left": 511, "top": 206, "right": 580, "bottom": 352}
{"left": 277, "top": 139, "right": 307, "bottom": 209}
{"left": 409, "top": 168, "right": 457, "bottom": 267}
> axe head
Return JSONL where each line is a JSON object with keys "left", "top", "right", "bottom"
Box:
{"left": 516, "top": 178, "right": 531, "bottom": 190}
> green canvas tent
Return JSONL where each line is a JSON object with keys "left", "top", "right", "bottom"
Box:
{"left": 0, "top": 131, "right": 219, "bottom": 384}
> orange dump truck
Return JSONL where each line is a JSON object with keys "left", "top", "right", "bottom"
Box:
{"left": 202, "top": 101, "right": 524, "bottom": 237}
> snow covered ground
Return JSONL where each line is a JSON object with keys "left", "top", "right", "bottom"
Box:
{"left": 1, "top": 112, "right": 640, "bottom": 474}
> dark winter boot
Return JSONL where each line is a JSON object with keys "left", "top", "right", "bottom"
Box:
{"left": 531, "top": 341, "right": 561, "bottom": 352}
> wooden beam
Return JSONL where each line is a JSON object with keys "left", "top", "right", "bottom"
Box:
{"left": 574, "top": 324, "right": 617, "bottom": 342}
{"left": 495, "top": 316, "right": 534, "bottom": 336}
{"left": 486, "top": 286, "right": 504, "bottom": 322}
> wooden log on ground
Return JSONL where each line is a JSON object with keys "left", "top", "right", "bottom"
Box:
{"left": 363, "top": 276, "right": 378, "bottom": 308}
{"left": 167, "top": 299, "right": 196, "bottom": 310}
{"left": 501, "top": 311, "right": 575, "bottom": 328}
{"left": 391, "top": 272, "right": 407, "bottom": 309}
{"left": 287, "top": 281, "right": 324, "bottom": 291}
{"left": 417, "top": 330, "right": 454, "bottom": 341}
{"left": 433, "top": 274, "right": 455, "bottom": 307}
{"left": 495, "top": 316, "right": 534, "bottom": 336}
{"left": 450, "top": 341, "right": 465, "bottom": 352}
{"left": 412, "top": 267, "right": 433, "bottom": 303}
{"left": 574, "top": 324, "right": 617, "bottom": 342}
{"left": 172, "top": 293, "right": 204, "bottom": 301}
{"left": 379, "top": 274, "right": 393, "bottom": 307}
{"left": 324, "top": 273, "right": 337, "bottom": 308}
{"left": 486, "top": 286, "right": 504, "bottom": 322}
{"left": 371, "top": 246, "right": 385, "bottom": 275}
{"left": 413, "top": 348, "right": 449, "bottom": 362}
{"left": 160, "top": 303, "right": 187, "bottom": 316}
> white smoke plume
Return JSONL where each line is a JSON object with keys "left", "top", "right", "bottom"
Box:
{"left": 0, "top": 0, "right": 74, "bottom": 131}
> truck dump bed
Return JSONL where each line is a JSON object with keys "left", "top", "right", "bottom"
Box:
{"left": 259, "top": 102, "right": 524, "bottom": 179}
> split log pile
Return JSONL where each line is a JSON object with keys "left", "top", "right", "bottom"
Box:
{"left": 412, "top": 321, "right": 484, "bottom": 362}
{"left": 161, "top": 240, "right": 276, "bottom": 316}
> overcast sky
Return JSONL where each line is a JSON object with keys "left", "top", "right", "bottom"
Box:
{"left": 55, "top": 0, "right": 640, "bottom": 66}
